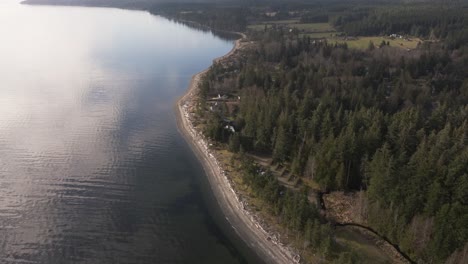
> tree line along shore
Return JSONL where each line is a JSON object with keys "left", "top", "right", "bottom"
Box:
{"left": 185, "top": 2, "right": 467, "bottom": 264}
{"left": 23, "top": 0, "right": 468, "bottom": 263}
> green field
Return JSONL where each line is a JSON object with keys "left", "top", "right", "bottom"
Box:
{"left": 268, "top": 19, "right": 300, "bottom": 24}
{"left": 248, "top": 21, "right": 421, "bottom": 50}
{"left": 247, "top": 24, "right": 272, "bottom": 31}
{"left": 248, "top": 21, "right": 335, "bottom": 33}
{"left": 290, "top": 22, "right": 334, "bottom": 32}
{"left": 330, "top": 36, "right": 422, "bottom": 50}
{"left": 300, "top": 32, "right": 340, "bottom": 39}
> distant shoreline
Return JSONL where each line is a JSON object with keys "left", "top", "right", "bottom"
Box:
{"left": 174, "top": 34, "right": 300, "bottom": 264}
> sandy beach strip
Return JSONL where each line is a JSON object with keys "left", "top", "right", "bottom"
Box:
{"left": 175, "top": 35, "right": 300, "bottom": 264}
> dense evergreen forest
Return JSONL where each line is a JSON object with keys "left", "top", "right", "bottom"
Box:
{"left": 198, "top": 1, "right": 468, "bottom": 263}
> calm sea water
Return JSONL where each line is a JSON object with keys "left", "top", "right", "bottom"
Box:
{"left": 0, "top": 1, "right": 262, "bottom": 263}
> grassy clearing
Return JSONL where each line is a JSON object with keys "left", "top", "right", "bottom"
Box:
{"left": 335, "top": 227, "right": 394, "bottom": 263}
{"left": 249, "top": 21, "right": 335, "bottom": 33}
{"left": 247, "top": 24, "right": 271, "bottom": 31}
{"left": 330, "top": 36, "right": 422, "bottom": 50}
{"left": 290, "top": 23, "right": 334, "bottom": 32}
{"left": 268, "top": 19, "right": 300, "bottom": 24}
{"left": 301, "top": 178, "right": 321, "bottom": 190}
{"left": 248, "top": 21, "right": 421, "bottom": 51}
{"left": 300, "top": 32, "right": 340, "bottom": 39}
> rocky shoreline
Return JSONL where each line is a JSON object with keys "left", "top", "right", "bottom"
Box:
{"left": 175, "top": 35, "right": 302, "bottom": 264}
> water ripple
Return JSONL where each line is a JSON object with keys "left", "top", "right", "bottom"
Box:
{"left": 0, "top": 2, "right": 246, "bottom": 264}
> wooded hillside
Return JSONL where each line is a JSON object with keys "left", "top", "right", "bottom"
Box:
{"left": 199, "top": 2, "right": 467, "bottom": 262}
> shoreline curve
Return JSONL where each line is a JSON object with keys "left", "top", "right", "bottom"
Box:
{"left": 174, "top": 34, "right": 300, "bottom": 264}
